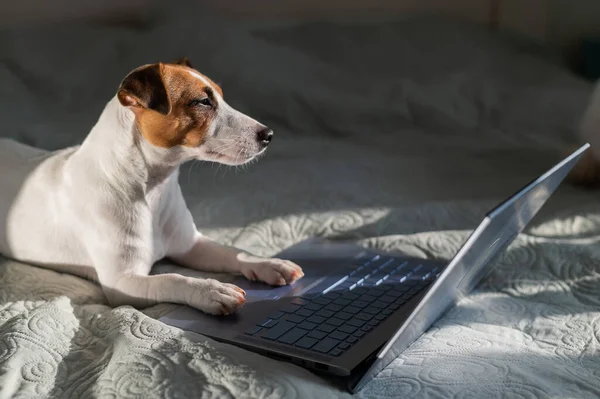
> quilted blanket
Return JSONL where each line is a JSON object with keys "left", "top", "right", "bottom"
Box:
{"left": 0, "top": 2, "right": 599, "bottom": 397}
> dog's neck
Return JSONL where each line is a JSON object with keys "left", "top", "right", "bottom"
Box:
{"left": 75, "top": 96, "right": 188, "bottom": 192}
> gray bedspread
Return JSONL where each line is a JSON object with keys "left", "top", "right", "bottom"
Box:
{"left": 0, "top": 2, "right": 599, "bottom": 397}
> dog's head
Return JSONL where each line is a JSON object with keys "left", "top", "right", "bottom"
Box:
{"left": 116, "top": 58, "right": 272, "bottom": 165}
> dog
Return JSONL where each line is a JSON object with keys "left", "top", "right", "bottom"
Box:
{"left": 0, "top": 58, "right": 304, "bottom": 315}
{"left": 568, "top": 80, "right": 600, "bottom": 186}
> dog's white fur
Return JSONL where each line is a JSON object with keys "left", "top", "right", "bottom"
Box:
{"left": 0, "top": 62, "right": 303, "bottom": 315}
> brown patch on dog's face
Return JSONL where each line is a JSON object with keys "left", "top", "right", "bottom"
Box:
{"left": 117, "top": 62, "right": 223, "bottom": 149}
{"left": 117, "top": 60, "right": 272, "bottom": 165}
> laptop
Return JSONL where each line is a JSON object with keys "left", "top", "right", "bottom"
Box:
{"left": 159, "top": 143, "right": 589, "bottom": 393}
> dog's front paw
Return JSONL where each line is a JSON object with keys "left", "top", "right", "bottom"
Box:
{"left": 239, "top": 254, "right": 304, "bottom": 286}
{"left": 194, "top": 279, "right": 247, "bottom": 316}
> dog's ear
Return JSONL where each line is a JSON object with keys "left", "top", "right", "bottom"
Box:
{"left": 117, "top": 63, "right": 171, "bottom": 115}
{"left": 173, "top": 57, "right": 193, "bottom": 68}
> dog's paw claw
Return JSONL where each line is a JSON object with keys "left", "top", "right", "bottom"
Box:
{"left": 198, "top": 280, "right": 247, "bottom": 316}
{"left": 241, "top": 257, "right": 304, "bottom": 286}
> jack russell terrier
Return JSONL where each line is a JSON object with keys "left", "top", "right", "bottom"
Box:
{"left": 0, "top": 58, "right": 304, "bottom": 315}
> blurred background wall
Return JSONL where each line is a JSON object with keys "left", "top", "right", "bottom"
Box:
{"left": 0, "top": 0, "right": 599, "bottom": 63}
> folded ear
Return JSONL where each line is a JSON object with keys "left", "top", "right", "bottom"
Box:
{"left": 173, "top": 57, "right": 193, "bottom": 68}
{"left": 117, "top": 63, "right": 171, "bottom": 115}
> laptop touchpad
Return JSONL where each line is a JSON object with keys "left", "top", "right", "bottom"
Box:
{"left": 233, "top": 275, "right": 325, "bottom": 302}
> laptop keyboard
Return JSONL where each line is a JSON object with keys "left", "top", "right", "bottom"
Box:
{"left": 244, "top": 254, "right": 441, "bottom": 357}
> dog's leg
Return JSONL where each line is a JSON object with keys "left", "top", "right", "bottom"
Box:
{"left": 166, "top": 186, "right": 304, "bottom": 286}
{"left": 103, "top": 272, "right": 246, "bottom": 315}
{"left": 170, "top": 233, "right": 304, "bottom": 286}
{"left": 88, "top": 223, "right": 246, "bottom": 314}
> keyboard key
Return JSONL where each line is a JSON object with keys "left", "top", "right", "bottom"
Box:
{"left": 375, "top": 314, "right": 386, "bottom": 321}
{"left": 317, "top": 324, "right": 336, "bottom": 333}
{"left": 334, "top": 312, "right": 353, "bottom": 321}
{"left": 394, "top": 297, "right": 408, "bottom": 306}
{"left": 262, "top": 321, "right": 295, "bottom": 340}
{"left": 353, "top": 287, "right": 369, "bottom": 295}
{"left": 259, "top": 319, "right": 277, "bottom": 328}
{"left": 346, "top": 336, "right": 359, "bottom": 344}
{"left": 278, "top": 327, "right": 308, "bottom": 344}
{"left": 322, "top": 292, "right": 340, "bottom": 300}
{"left": 286, "top": 315, "right": 305, "bottom": 323}
{"left": 338, "top": 342, "right": 351, "bottom": 350}
{"left": 391, "top": 285, "right": 410, "bottom": 293}
{"left": 268, "top": 311, "right": 284, "bottom": 320}
{"left": 338, "top": 324, "right": 357, "bottom": 334}
{"left": 390, "top": 262, "right": 408, "bottom": 275}
{"left": 361, "top": 295, "right": 378, "bottom": 303}
{"left": 325, "top": 318, "right": 344, "bottom": 327}
{"left": 387, "top": 290, "right": 404, "bottom": 299}
{"left": 389, "top": 304, "right": 400, "bottom": 310}
{"left": 307, "top": 330, "right": 328, "bottom": 340}
{"left": 372, "top": 256, "right": 393, "bottom": 268}
{"left": 347, "top": 318, "right": 365, "bottom": 328}
{"left": 382, "top": 309, "right": 393, "bottom": 315}
{"left": 315, "top": 309, "right": 335, "bottom": 318}
{"left": 363, "top": 277, "right": 382, "bottom": 286}
{"left": 324, "top": 304, "right": 343, "bottom": 313}
{"left": 281, "top": 304, "right": 301, "bottom": 313}
{"left": 379, "top": 295, "right": 395, "bottom": 304}
{"left": 387, "top": 275, "right": 405, "bottom": 283}
{"left": 313, "top": 297, "right": 331, "bottom": 306}
{"left": 371, "top": 287, "right": 390, "bottom": 296}
{"left": 353, "top": 269, "right": 372, "bottom": 279}
{"left": 298, "top": 321, "right": 318, "bottom": 330}
{"left": 295, "top": 337, "right": 318, "bottom": 349}
{"left": 367, "top": 289, "right": 386, "bottom": 297}
{"left": 348, "top": 269, "right": 362, "bottom": 278}
{"left": 336, "top": 281, "right": 354, "bottom": 290}
{"left": 343, "top": 306, "right": 362, "bottom": 314}
{"left": 341, "top": 292, "right": 360, "bottom": 301}
{"left": 296, "top": 309, "right": 314, "bottom": 317}
{"left": 307, "top": 315, "right": 327, "bottom": 324}
{"left": 313, "top": 338, "right": 341, "bottom": 353}
{"left": 370, "top": 301, "right": 387, "bottom": 309}
{"left": 304, "top": 302, "right": 323, "bottom": 311}
{"left": 290, "top": 297, "right": 309, "bottom": 306}
{"left": 367, "top": 319, "right": 379, "bottom": 327}
{"left": 329, "top": 348, "right": 344, "bottom": 357}
{"left": 245, "top": 326, "right": 262, "bottom": 335}
{"left": 352, "top": 300, "right": 370, "bottom": 308}
{"left": 333, "top": 298, "right": 352, "bottom": 306}
{"left": 355, "top": 313, "right": 373, "bottom": 321}
{"left": 361, "top": 325, "right": 373, "bottom": 332}
{"left": 363, "top": 306, "right": 380, "bottom": 315}
{"left": 400, "top": 293, "right": 413, "bottom": 302}
{"left": 378, "top": 259, "right": 396, "bottom": 272}
{"left": 353, "top": 330, "right": 366, "bottom": 338}
{"left": 329, "top": 331, "right": 349, "bottom": 341}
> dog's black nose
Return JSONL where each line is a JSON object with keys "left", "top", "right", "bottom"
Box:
{"left": 257, "top": 127, "right": 273, "bottom": 147}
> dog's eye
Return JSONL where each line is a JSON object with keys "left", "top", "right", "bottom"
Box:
{"left": 189, "top": 98, "right": 212, "bottom": 108}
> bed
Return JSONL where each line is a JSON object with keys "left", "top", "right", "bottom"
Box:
{"left": 0, "top": 2, "right": 599, "bottom": 397}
